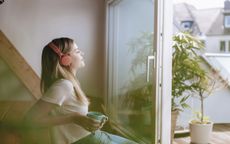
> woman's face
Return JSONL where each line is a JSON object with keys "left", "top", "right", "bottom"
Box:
{"left": 69, "top": 42, "right": 85, "bottom": 73}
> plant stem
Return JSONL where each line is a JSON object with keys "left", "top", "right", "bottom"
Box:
{"left": 200, "top": 91, "right": 204, "bottom": 123}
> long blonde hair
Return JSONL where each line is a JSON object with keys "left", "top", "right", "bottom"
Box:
{"left": 41, "top": 37, "right": 89, "bottom": 105}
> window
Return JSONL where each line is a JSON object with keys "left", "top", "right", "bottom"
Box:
{"left": 229, "top": 41, "right": 230, "bottom": 52}
{"left": 181, "top": 20, "right": 193, "bottom": 31}
{"left": 220, "top": 41, "right": 226, "bottom": 52}
{"left": 224, "top": 15, "right": 230, "bottom": 28}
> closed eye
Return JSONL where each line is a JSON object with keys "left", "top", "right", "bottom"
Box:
{"left": 74, "top": 49, "right": 81, "bottom": 53}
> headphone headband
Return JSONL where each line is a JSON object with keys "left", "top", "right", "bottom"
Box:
{"left": 48, "top": 42, "right": 63, "bottom": 58}
{"left": 48, "top": 42, "right": 72, "bottom": 66}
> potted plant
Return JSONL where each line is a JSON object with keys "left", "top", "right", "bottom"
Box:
{"left": 189, "top": 69, "right": 228, "bottom": 143}
{"left": 171, "top": 32, "right": 207, "bottom": 141}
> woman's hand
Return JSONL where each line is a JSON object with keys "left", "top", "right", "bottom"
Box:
{"left": 74, "top": 115, "right": 102, "bottom": 132}
{"left": 99, "top": 118, "right": 107, "bottom": 129}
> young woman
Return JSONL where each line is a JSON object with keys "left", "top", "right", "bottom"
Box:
{"left": 24, "top": 37, "right": 137, "bottom": 144}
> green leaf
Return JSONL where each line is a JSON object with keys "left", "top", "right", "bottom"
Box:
{"left": 181, "top": 103, "right": 190, "bottom": 109}
{"left": 180, "top": 95, "right": 190, "bottom": 103}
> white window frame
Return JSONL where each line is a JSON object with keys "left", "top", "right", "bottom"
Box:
{"left": 157, "top": 0, "right": 172, "bottom": 143}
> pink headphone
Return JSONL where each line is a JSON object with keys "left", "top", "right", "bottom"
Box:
{"left": 48, "top": 42, "right": 72, "bottom": 66}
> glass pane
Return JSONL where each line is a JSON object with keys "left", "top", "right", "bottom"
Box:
{"left": 107, "top": 0, "right": 155, "bottom": 143}
{"left": 220, "top": 41, "right": 226, "bottom": 52}
{"left": 225, "top": 15, "right": 230, "bottom": 27}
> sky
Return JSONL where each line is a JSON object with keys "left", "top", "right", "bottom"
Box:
{"left": 173, "top": 0, "right": 225, "bottom": 9}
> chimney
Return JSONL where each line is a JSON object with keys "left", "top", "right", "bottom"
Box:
{"left": 225, "top": 0, "right": 230, "bottom": 10}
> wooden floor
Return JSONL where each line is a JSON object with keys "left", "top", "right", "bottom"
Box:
{"left": 174, "top": 124, "right": 230, "bottom": 144}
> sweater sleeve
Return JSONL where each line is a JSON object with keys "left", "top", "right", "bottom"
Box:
{"left": 41, "top": 79, "right": 74, "bottom": 106}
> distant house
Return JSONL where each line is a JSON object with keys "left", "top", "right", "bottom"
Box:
{"left": 174, "top": 0, "right": 230, "bottom": 53}
{"left": 206, "top": 0, "right": 230, "bottom": 53}
{"left": 174, "top": 0, "right": 230, "bottom": 126}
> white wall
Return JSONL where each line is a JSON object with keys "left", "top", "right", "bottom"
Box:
{"left": 206, "top": 35, "right": 230, "bottom": 53}
{"left": 0, "top": 0, "right": 105, "bottom": 98}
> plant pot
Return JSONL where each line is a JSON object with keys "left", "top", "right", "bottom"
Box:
{"left": 189, "top": 121, "right": 213, "bottom": 144}
{"left": 171, "top": 110, "right": 179, "bottom": 143}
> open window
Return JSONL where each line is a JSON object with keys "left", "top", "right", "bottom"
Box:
{"left": 105, "top": 0, "right": 172, "bottom": 143}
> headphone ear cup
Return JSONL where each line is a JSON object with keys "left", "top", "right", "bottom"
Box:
{"left": 60, "top": 55, "right": 72, "bottom": 66}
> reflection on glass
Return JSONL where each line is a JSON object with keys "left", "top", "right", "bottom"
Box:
{"left": 107, "top": 0, "right": 154, "bottom": 143}
{"left": 119, "top": 32, "right": 154, "bottom": 139}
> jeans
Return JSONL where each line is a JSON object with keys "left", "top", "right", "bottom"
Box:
{"left": 72, "top": 130, "right": 138, "bottom": 144}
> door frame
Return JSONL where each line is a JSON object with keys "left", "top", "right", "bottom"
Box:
{"left": 155, "top": 0, "right": 172, "bottom": 143}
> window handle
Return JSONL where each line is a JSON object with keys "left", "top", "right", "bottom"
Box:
{"left": 146, "top": 55, "right": 155, "bottom": 82}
